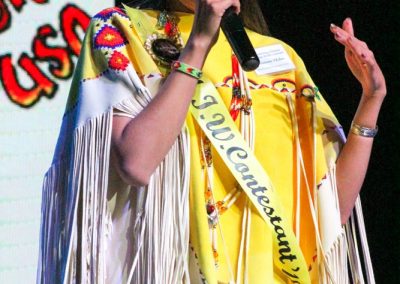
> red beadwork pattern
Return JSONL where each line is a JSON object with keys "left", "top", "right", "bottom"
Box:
{"left": 229, "top": 55, "right": 242, "bottom": 121}
{"left": 94, "top": 25, "right": 127, "bottom": 50}
{"left": 219, "top": 75, "right": 268, "bottom": 90}
{"left": 171, "top": 61, "right": 202, "bottom": 79}
{"left": 108, "top": 51, "right": 129, "bottom": 71}
{"left": 271, "top": 78, "right": 296, "bottom": 93}
{"left": 172, "top": 61, "right": 181, "bottom": 69}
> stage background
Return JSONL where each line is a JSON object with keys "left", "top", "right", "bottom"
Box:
{"left": 0, "top": 1, "right": 113, "bottom": 283}
{"left": 0, "top": 0, "right": 398, "bottom": 283}
{"left": 261, "top": 1, "right": 400, "bottom": 283}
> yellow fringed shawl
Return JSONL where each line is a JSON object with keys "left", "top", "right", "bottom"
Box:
{"left": 38, "top": 6, "right": 375, "bottom": 284}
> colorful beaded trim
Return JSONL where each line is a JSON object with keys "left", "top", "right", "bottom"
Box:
{"left": 171, "top": 60, "right": 202, "bottom": 80}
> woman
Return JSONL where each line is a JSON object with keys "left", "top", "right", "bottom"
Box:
{"left": 37, "top": 0, "right": 386, "bottom": 283}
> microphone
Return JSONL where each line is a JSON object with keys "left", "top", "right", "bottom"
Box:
{"left": 220, "top": 7, "right": 260, "bottom": 71}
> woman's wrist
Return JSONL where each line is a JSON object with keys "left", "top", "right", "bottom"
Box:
{"left": 352, "top": 93, "right": 385, "bottom": 130}
{"left": 360, "top": 92, "right": 385, "bottom": 110}
{"left": 361, "top": 77, "right": 387, "bottom": 100}
{"left": 179, "top": 35, "right": 213, "bottom": 69}
{"left": 362, "top": 90, "right": 386, "bottom": 102}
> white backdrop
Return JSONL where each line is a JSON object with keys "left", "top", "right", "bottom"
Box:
{"left": 0, "top": 1, "right": 113, "bottom": 283}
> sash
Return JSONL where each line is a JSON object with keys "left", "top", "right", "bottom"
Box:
{"left": 191, "top": 79, "right": 310, "bottom": 284}
{"left": 124, "top": 6, "right": 311, "bottom": 283}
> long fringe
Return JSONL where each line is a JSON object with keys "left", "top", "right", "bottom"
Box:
{"left": 346, "top": 197, "right": 375, "bottom": 284}
{"left": 317, "top": 164, "right": 375, "bottom": 284}
{"left": 37, "top": 110, "right": 113, "bottom": 284}
{"left": 38, "top": 94, "right": 191, "bottom": 283}
{"left": 319, "top": 199, "right": 375, "bottom": 284}
{"left": 319, "top": 230, "right": 348, "bottom": 284}
{"left": 114, "top": 96, "right": 191, "bottom": 283}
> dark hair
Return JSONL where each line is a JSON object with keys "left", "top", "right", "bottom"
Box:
{"left": 120, "top": 0, "right": 166, "bottom": 9}
{"left": 120, "top": 0, "right": 270, "bottom": 35}
{"left": 240, "top": 0, "right": 270, "bottom": 36}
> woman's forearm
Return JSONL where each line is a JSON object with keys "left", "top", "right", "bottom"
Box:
{"left": 330, "top": 19, "right": 386, "bottom": 224}
{"left": 111, "top": 37, "right": 211, "bottom": 186}
{"left": 111, "top": 0, "right": 241, "bottom": 186}
{"left": 336, "top": 94, "right": 385, "bottom": 224}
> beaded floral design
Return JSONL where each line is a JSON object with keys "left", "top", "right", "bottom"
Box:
{"left": 108, "top": 51, "right": 129, "bottom": 71}
{"left": 94, "top": 25, "right": 128, "bottom": 50}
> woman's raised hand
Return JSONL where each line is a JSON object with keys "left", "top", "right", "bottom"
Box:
{"left": 332, "top": 18, "right": 387, "bottom": 223}
{"left": 330, "top": 18, "right": 386, "bottom": 99}
{"left": 189, "top": 0, "right": 240, "bottom": 48}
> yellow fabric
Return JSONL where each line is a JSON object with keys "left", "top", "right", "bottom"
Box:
{"left": 187, "top": 26, "right": 335, "bottom": 284}
{"left": 122, "top": 7, "right": 341, "bottom": 283}
{"left": 190, "top": 78, "right": 320, "bottom": 283}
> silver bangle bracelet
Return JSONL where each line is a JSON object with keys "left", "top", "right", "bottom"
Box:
{"left": 350, "top": 121, "right": 378, "bottom": 138}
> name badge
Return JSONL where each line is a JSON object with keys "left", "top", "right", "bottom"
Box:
{"left": 254, "top": 44, "right": 295, "bottom": 75}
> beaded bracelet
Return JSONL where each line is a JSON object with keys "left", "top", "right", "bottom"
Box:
{"left": 171, "top": 60, "right": 202, "bottom": 80}
{"left": 350, "top": 121, "right": 378, "bottom": 138}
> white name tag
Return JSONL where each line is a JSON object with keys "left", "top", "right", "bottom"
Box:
{"left": 254, "top": 44, "right": 295, "bottom": 75}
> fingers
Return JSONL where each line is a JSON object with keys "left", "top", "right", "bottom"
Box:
{"left": 330, "top": 22, "right": 376, "bottom": 69}
{"left": 231, "top": 0, "right": 241, "bottom": 14}
{"left": 347, "top": 37, "right": 374, "bottom": 64}
{"left": 198, "top": 0, "right": 240, "bottom": 16}
{"left": 344, "top": 47, "right": 358, "bottom": 68}
{"left": 215, "top": 0, "right": 241, "bottom": 16}
{"left": 191, "top": 0, "right": 241, "bottom": 47}
{"left": 330, "top": 18, "right": 386, "bottom": 97}
{"left": 342, "top": 17, "right": 354, "bottom": 36}
{"left": 330, "top": 23, "right": 350, "bottom": 46}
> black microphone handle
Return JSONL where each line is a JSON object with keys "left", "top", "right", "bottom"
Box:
{"left": 220, "top": 7, "right": 260, "bottom": 71}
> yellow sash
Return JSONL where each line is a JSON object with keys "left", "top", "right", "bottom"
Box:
{"left": 191, "top": 78, "right": 310, "bottom": 283}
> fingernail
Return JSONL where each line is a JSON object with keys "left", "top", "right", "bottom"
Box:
{"left": 330, "top": 23, "right": 337, "bottom": 29}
